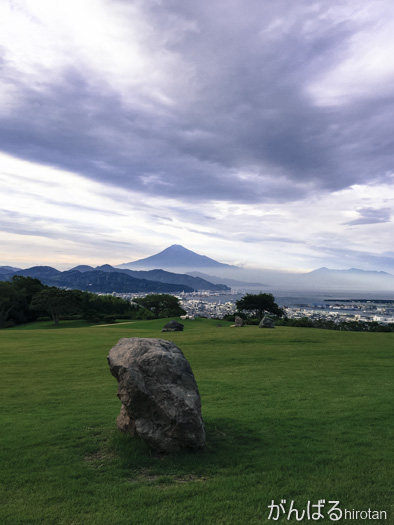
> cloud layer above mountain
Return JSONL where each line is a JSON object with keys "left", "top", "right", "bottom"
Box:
{"left": 1, "top": 0, "right": 393, "bottom": 271}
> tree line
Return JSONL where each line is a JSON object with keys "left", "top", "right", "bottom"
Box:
{"left": 4, "top": 283, "right": 389, "bottom": 332}
{"left": 229, "top": 292, "right": 394, "bottom": 332}
{"left": 276, "top": 316, "right": 394, "bottom": 332}
{"left": 0, "top": 276, "right": 186, "bottom": 328}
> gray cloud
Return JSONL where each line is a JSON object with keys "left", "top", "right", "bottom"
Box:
{"left": 2, "top": 0, "right": 394, "bottom": 207}
{"left": 0, "top": 209, "right": 115, "bottom": 241}
{"left": 151, "top": 215, "right": 174, "bottom": 223}
{"left": 345, "top": 207, "right": 391, "bottom": 226}
{"left": 187, "top": 228, "right": 229, "bottom": 240}
{"left": 242, "top": 236, "right": 306, "bottom": 244}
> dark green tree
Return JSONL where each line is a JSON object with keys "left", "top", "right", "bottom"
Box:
{"left": 11, "top": 276, "right": 45, "bottom": 322}
{"left": 30, "top": 288, "right": 82, "bottom": 325}
{"left": 132, "top": 294, "right": 186, "bottom": 318}
{"left": 78, "top": 291, "right": 133, "bottom": 322}
{"left": 11, "top": 275, "right": 44, "bottom": 299}
{"left": 236, "top": 293, "right": 283, "bottom": 320}
{"left": 0, "top": 281, "right": 25, "bottom": 327}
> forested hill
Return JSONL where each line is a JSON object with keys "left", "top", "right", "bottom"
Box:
{"left": 50, "top": 269, "right": 194, "bottom": 293}
{"left": 0, "top": 267, "right": 194, "bottom": 293}
{"left": 0, "top": 264, "right": 230, "bottom": 293}
{"left": 89, "top": 265, "right": 230, "bottom": 291}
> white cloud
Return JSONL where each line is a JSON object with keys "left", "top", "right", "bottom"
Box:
{"left": 0, "top": 0, "right": 194, "bottom": 116}
{"left": 307, "top": 2, "right": 394, "bottom": 106}
{"left": 0, "top": 152, "right": 393, "bottom": 271}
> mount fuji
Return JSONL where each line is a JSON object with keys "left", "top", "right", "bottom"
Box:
{"left": 117, "top": 244, "right": 237, "bottom": 270}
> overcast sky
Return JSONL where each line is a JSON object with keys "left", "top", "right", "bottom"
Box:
{"left": 1, "top": 0, "right": 394, "bottom": 272}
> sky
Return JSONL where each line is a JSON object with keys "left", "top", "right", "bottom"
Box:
{"left": 1, "top": 0, "right": 394, "bottom": 272}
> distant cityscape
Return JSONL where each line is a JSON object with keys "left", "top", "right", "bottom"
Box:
{"left": 112, "top": 290, "right": 394, "bottom": 325}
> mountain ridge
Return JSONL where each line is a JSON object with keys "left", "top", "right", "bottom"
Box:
{"left": 71, "top": 264, "right": 230, "bottom": 291}
{"left": 0, "top": 264, "right": 229, "bottom": 293}
{"left": 309, "top": 267, "right": 392, "bottom": 276}
{"left": 7, "top": 267, "right": 194, "bottom": 294}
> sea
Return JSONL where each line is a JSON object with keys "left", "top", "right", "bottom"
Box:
{"left": 185, "top": 289, "right": 394, "bottom": 307}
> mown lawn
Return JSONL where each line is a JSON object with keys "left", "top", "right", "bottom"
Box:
{"left": 0, "top": 318, "right": 393, "bottom": 524}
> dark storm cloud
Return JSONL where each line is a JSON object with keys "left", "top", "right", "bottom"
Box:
{"left": 345, "top": 207, "right": 391, "bottom": 226}
{"left": 1, "top": 0, "right": 394, "bottom": 205}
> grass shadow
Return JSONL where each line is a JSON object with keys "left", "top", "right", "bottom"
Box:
{"left": 107, "top": 417, "right": 267, "bottom": 482}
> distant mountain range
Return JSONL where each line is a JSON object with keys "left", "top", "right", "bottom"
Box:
{"left": 0, "top": 262, "right": 230, "bottom": 294}
{"left": 118, "top": 244, "right": 237, "bottom": 270}
{"left": 2, "top": 245, "right": 394, "bottom": 293}
{"left": 295, "top": 267, "right": 394, "bottom": 290}
{"left": 308, "top": 267, "right": 393, "bottom": 277}
{"left": 69, "top": 265, "right": 229, "bottom": 291}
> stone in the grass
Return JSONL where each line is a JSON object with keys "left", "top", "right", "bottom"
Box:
{"left": 162, "top": 320, "right": 184, "bottom": 332}
{"left": 107, "top": 337, "right": 205, "bottom": 453}
{"left": 259, "top": 315, "right": 275, "bottom": 328}
{"left": 234, "top": 316, "right": 245, "bottom": 327}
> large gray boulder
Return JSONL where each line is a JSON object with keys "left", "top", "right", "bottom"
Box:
{"left": 259, "top": 315, "right": 275, "bottom": 328}
{"left": 107, "top": 338, "right": 205, "bottom": 453}
{"left": 234, "top": 316, "right": 245, "bottom": 327}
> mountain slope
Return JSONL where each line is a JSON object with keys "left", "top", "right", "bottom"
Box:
{"left": 0, "top": 266, "right": 21, "bottom": 274}
{"left": 52, "top": 270, "right": 194, "bottom": 294}
{"left": 3, "top": 267, "right": 194, "bottom": 293}
{"left": 70, "top": 265, "right": 94, "bottom": 273}
{"left": 14, "top": 266, "right": 61, "bottom": 280}
{"left": 92, "top": 265, "right": 230, "bottom": 291}
{"left": 118, "top": 244, "right": 237, "bottom": 270}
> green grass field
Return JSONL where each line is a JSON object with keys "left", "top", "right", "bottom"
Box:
{"left": 0, "top": 318, "right": 393, "bottom": 524}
